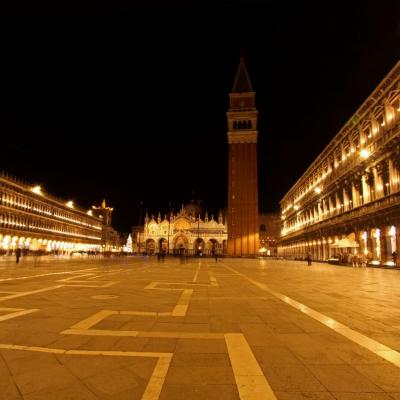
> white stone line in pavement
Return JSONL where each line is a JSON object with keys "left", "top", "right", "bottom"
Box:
{"left": 208, "top": 271, "right": 218, "bottom": 286}
{"left": 141, "top": 355, "right": 172, "bottom": 400}
{"left": 145, "top": 282, "right": 194, "bottom": 316}
{"left": 0, "top": 343, "right": 171, "bottom": 358}
{"left": 0, "top": 285, "right": 64, "bottom": 302}
{"left": 63, "top": 281, "right": 118, "bottom": 288}
{"left": 70, "top": 309, "right": 114, "bottom": 330}
{"left": 0, "top": 270, "right": 118, "bottom": 302}
{"left": 0, "top": 267, "right": 98, "bottom": 283}
{"left": 63, "top": 328, "right": 140, "bottom": 337}
{"left": 0, "top": 343, "right": 171, "bottom": 400}
{"left": 192, "top": 264, "right": 201, "bottom": 282}
{"left": 57, "top": 273, "right": 96, "bottom": 282}
{"left": 56, "top": 272, "right": 118, "bottom": 288}
{"left": 225, "top": 333, "right": 277, "bottom": 400}
{"left": 223, "top": 263, "right": 400, "bottom": 369}
{"left": 172, "top": 289, "right": 193, "bottom": 316}
{"left": 65, "top": 283, "right": 193, "bottom": 336}
{"left": 0, "top": 307, "right": 39, "bottom": 322}
{"left": 62, "top": 328, "right": 225, "bottom": 339}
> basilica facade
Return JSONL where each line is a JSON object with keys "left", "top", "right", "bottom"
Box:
{"left": 138, "top": 203, "right": 227, "bottom": 256}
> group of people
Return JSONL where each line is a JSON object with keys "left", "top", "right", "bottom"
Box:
{"left": 157, "top": 250, "right": 166, "bottom": 262}
{"left": 305, "top": 250, "right": 399, "bottom": 267}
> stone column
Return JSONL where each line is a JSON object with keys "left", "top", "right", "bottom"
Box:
{"left": 328, "top": 196, "right": 334, "bottom": 216}
{"left": 380, "top": 228, "right": 389, "bottom": 263}
{"left": 366, "top": 230, "right": 373, "bottom": 261}
{"left": 342, "top": 186, "right": 348, "bottom": 212}
{"left": 362, "top": 174, "right": 369, "bottom": 204}
{"left": 351, "top": 182, "right": 357, "bottom": 208}
{"left": 335, "top": 192, "right": 340, "bottom": 214}
{"left": 373, "top": 167, "right": 381, "bottom": 199}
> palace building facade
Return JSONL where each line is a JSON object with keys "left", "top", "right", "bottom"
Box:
{"left": 138, "top": 202, "right": 227, "bottom": 256}
{"left": 0, "top": 171, "right": 108, "bottom": 254}
{"left": 279, "top": 61, "right": 400, "bottom": 266}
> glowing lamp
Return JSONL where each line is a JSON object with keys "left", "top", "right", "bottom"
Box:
{"left": 31, "top": 185, "right": 42, "bottom": 195}
{"left": 360, "top": 149, "right": 370, "bottom": 159}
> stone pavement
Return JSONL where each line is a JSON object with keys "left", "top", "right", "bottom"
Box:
{"left": 0, "top": 256, "right": 400, "bottom": 399}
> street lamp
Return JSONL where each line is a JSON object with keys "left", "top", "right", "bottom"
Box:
{"left": 167, "top": 201, "right": 172, "bottom": 255}
{"left": 167, "top": 216, "right": 170, "bottom": 255}
{"left": 197, "top": 213, "right": 201, "bottom": 256}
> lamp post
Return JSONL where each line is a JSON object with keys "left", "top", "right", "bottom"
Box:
{"left": 167, "top": 216, "right": 170, "bottom": 255}
{"left": 167, "top": 201, "right": 172, "bottom": 255}
{"left": 197, "top": 213, "right": 200, "bottom": 256}
{"left": 138, "top": 201, "right": 143, "bottom": 255}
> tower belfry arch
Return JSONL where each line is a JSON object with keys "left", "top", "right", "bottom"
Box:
{"left": 226, "top": 55, "right": 259, "bottom": 256}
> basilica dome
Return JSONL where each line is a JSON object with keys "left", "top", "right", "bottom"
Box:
{"left": 183, "top": 199, "right": 203, "bottom": 217}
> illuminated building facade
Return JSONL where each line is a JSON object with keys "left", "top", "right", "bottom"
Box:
{"left": 227, "top": 56, "right": 259, "bottom": 256}
{"left": 92, "top": 199, "right": 121, "bottom": 252}
{"left": 139, "top": 203, "right": 227, "bottom": 256}
{"left": 279, "top": 61, "right": 400, "bottom": 266}
{"left": 0, "top": 172, "right": 103, "bottom": 253}
{"left": 259, "top": 212, "right": 280, "bottom": 256}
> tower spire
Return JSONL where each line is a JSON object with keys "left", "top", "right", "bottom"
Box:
{"left": 232, "top": 55, "right": 254, "bottom": 93}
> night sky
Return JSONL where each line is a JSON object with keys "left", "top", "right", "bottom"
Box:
{"left": 1, "top": 1, "right": 399, "bottom": 232}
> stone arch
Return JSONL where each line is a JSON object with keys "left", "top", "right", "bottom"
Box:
{"left": 206, "top": 238, "right": 219, "bottom": 255}
{"left": 193, "top": 238, "right": 205, "bottom": 256}
{"left": 158, "top": 237, "right": 168, "bottom": 252}
{"left": 146, "top": 239, "right": 156, "bottom": 255}
{"left": 173, "top": 234, "right": 189, "bottom": 253}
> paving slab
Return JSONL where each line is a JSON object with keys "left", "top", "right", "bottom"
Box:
{"left": 0, "top": 257, "right": 399, "bottom": 398}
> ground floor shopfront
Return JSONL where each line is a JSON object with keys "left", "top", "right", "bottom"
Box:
{"left": 0, "top": 231, "right": 101, "bottom": 255}
{"left": 279, "top": 199, "right": 400, "bottom": 267}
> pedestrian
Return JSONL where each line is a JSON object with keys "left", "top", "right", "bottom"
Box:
{"left": 15, "top": 247, "right": 21, "bottom": 264}
{"left": 157, "top": 252, "right": 161, "bottom": 263}
{"left": 306, "top": 252, "right": 312, "bottom": 266}
{"left": 392, "top": 251, "right": 398, "bottom": 266}
{"left": 211, "top": 248, "right": 218, "bottom": 262}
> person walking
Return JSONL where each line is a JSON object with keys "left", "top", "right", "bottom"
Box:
{"left": 211, "top": 247, "right": 218, "bottom": 262}
{"left": 392, "top": 251, "right": 398, "bottom": 266}
{"left": 306, "top": 252, "right": 312, "bottom": 266}
{"left": 15, "top": 247, "right": 21, "bottom": 264}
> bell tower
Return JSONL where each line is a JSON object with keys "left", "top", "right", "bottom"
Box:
{"left": 227, "top": 55, "right": 259, "bottom": 256}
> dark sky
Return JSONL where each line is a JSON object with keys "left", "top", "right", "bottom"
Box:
{"left": 1, "top": 1, "right": 400, "bottom": 232}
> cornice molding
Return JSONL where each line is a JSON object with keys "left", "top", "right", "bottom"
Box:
{"left": 228, "top": 131, "right": 258, "bottom": 144}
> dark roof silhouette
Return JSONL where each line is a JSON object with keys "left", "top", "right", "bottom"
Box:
{"left": 232, "top": 56, "right": 254, "bottom": 93}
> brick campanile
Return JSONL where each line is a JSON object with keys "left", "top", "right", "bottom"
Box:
{"left": 227, "top": 56, "right": 259, "bottom": 257}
